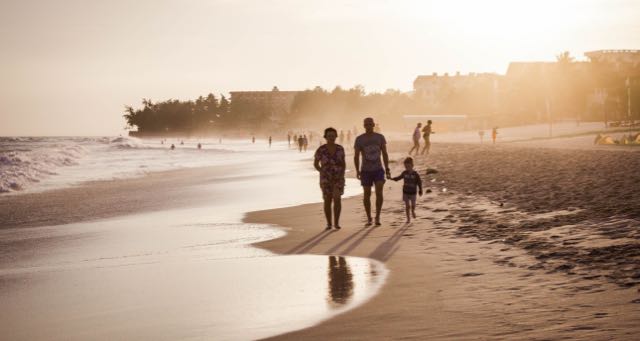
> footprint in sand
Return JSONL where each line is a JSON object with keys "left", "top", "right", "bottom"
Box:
{"left": 461, "top": 272, "right": 484, "bottom": 277}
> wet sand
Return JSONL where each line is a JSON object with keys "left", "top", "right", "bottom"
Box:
{"left": 2, "top": 139, "right": 639, "bottom": 340}
{"left": 246, "top": 141, "right": 640, "bottom": 340}
{"left": 1, "top": 156, "right": 386, "bottom": 340}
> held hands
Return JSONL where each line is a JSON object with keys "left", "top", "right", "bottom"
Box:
{"left": 385, "top": 168, "right": 391, "bottom": 180}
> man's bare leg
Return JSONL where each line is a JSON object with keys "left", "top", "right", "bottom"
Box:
{"left": 363, "top": 186, "right": 373, "bottom": 226}
{"left": 374, "top": 181, "right": 384, "bottom": 226}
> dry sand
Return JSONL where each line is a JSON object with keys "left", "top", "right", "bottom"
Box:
{"left": 2, "top": 139, "right": 639, "bottom": 340}
{"left": 246, "top": 141, "right": 640, "bottom": 340}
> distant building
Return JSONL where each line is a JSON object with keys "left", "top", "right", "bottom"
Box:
{"left": 505, "top": 62, "right": 556, "bottom": 78}
{"left": 413, "top": 72, "right": 502, "bottom": 106}
{"left": 229, "top": 86, "right": 300, "bottom": 125}
{"left": 585, "top": 50, "right": 640, "bottom": 71}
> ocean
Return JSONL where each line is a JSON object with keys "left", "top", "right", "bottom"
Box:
{"left": 0, "top": 136, "right": 387, "bottom": 340}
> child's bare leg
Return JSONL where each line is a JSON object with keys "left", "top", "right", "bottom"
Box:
{"left": 411, "top": 198, "right": 417, "bottom": 218}
{"left": 405, "top": 200, "right": 411, "bottom": 223}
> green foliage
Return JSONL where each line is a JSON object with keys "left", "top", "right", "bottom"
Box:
{"left": 123, "top": 93, "right": 222, "bottom": 133}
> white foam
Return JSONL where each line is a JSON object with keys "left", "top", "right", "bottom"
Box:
{"left": 0, "top": 136, "right": 310, "bottom": 194}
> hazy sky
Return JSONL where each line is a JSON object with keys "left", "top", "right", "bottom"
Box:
{"left": 1, "top": 0, "right": 639, "bottom": 136}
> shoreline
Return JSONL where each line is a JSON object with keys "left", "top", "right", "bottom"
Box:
{"left": 2, "top": 140, "right": 639, "bottom": 339}
{"left": 245, "top": 141, "right": 640, "bottom": 340}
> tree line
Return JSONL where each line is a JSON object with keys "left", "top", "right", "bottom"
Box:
{"left": 124, "top": 52, "right": 640, "bottom": 134}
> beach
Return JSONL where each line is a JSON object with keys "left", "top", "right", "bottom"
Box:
{"left": 1, "top": 136, "right": 639, "bottom": 340}
{"left": 247, "top": 140, "right": 640, "bottom": 340}
{"left": 0, "top": 139, "right": 386, "bottom": 340}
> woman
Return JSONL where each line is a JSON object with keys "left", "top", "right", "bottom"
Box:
{"left": 421, "top": 120, "right": 434, "bottom": 155}
{"left": 314, "top": 127, "right": 346, "bottom": 230}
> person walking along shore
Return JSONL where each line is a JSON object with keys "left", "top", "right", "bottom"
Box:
{"left": 314, "top": 127, "right": 346, "bottom": 230}
{"left": 408, "top": 122, "right": 422, "bottom": 156}
{"left": 354, "top": 117, "right": 391, "bottom": 227}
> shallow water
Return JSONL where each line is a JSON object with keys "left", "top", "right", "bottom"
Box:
{"left": 0, "top": 140, "right": 385, "bottom": 340}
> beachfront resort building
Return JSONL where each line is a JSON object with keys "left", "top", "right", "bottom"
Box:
{"left": 585, "top": 50, "right": 640, "bottom": 71}
{"left": 229, "top": 87, "right": 300, "bottom": 126}
{"left": 413, "top": 72, "right": 503, "bottom": 107}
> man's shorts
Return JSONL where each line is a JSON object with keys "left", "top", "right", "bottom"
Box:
{"left": 360, "top": 169, "right": 386, "bottom": 187}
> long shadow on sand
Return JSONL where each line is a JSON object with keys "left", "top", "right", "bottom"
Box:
{"left": 287, "top": 229, "right": 333, "bottom": 254}
{"left": 340, "top": 226, "right": 377, "bottom": 254}
{"left": 368, "top": 223, "right": 411, "bottom": 261}
{"left": 325, "top": 228, "right": 366, "bottom": 254}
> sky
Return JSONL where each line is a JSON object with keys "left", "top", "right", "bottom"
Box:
{"left": 1, "top": 0, "right": 639, "bottom": 136}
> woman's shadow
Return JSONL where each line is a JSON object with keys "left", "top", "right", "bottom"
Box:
{"left": 327, "top": 255, "right": 354, "bottom": 306}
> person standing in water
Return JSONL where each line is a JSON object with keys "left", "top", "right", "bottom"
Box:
{"left": 492, "top": 127, "right": 498, "bottom": 144}
{"left": 408, "top": 122, "right": 422, "bottom": 156}
{"left": 354, "top": 117, "right": 391, "bottom": 227}
{"left": 252, "top": 136, "right": 255, "bottom": 144}
{"left": 268, "top": 136, "right": 272, "bottom": 148}
{"left": 297, "top": 135, "right": 304, "bottom": 152}
{"left": 287, "top": 133, "right": 291, "bottom": 147}
{"left": 421, "top": 120, "right": 434, "bottom": 155}
{"left": 314, "top": 127, "right": 346, "bottom": 230}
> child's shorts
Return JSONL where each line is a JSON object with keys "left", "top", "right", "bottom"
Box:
{"left": 403, "top": 193, "right": 417, "bottom": 204}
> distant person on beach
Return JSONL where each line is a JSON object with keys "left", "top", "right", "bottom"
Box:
{"left": 268, "top": 136, "right": 272, "bottom": 148}
{"left": 309, "top": 132, "right": 313, "bottom": 144}
{"left": 421, "top": 120, "right": 434, "bottom": 155}
{"left": 252, "top": 136, "right": 255, "bottom": 144}
{"left": 478, "top": 130, "right": 485, "bottom": 144}
{"left": 492, "top": 127, "right": 498, "bottom": 144}
{"left": 197, "top": 143, "right": 202, "bottom": 149}
{"left": 354, "top": 117, "right": 391, "bottom": 227}
{"left": 287, "top": 133, "right": 291, "bottom": 147}
{"left": 408, "top": 122, "right": 422, "bottom": 155}
{"left": 180, "top": 140, "right": 184, "bottom": 145}
{"left": 339, "top": 130, "right": 345, "bottom": 145}
{"left": 391, "top": 157, "right": 423, "bottom": 224}
{"left": 303, "top": 135, "right": 308, "bottom": 152}
{"left": 297, "top": 135, "right": 304, "bottom": 152}
{"left": 346, "top": 130, "right": 352, "bottom": 149}
{"left": 170, "top": 144, "right": 175, "bottom": 150}
{"left": 314, "top": 127, "right": 346, "bottom": 230}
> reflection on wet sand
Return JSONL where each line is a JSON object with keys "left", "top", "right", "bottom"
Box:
{"left": 327, "top": 256, "right": 354, "bottom": 306}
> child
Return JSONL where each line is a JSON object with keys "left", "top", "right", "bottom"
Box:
{"left": 391, "top": 157, "right": 423, "bottom": 223}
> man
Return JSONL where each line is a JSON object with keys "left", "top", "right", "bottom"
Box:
{"left": 421, "top": 120, "right": 434, "bottom": 155}
{"left": 354, "top": 117, "right": 391, "bottom": 226}
{"left": 408, "top": 122, "right": 422, "bottom": 155}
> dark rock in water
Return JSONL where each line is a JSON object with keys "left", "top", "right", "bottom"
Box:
{"left": 426, "top": 168, "right": 439, "bottom": 175}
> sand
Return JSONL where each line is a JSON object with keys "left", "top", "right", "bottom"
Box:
{"left": 2, "top": 138, "right": 639, "bottom": 340}
{"left": 245, "top": 141, "right": 640, "bottom": 340}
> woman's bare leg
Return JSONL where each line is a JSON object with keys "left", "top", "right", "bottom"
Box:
{"left": 323, "top": 195, "right": 332, "bottom": 228}
{"left": 333, "top": 191, "right": 342, "bottom": 228}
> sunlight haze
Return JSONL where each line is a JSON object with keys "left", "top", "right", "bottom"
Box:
{"left": 1, "top": 0, "right": 638, "bottom": 135}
